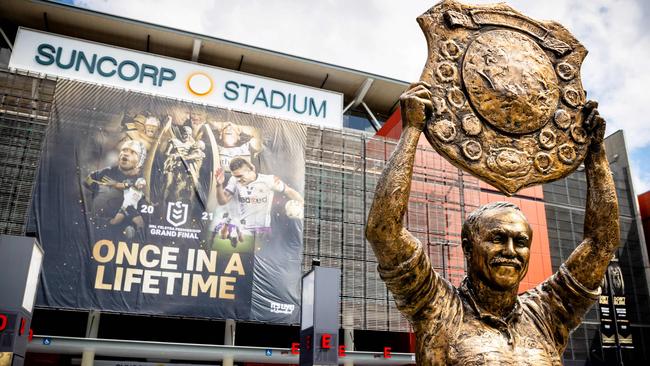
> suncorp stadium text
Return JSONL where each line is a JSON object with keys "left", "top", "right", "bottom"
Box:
{"left": 34, "top": 43, "right": 176, "bottom": 86}
{"left": 224, "top": 80, "right": 328, "bottom": 119}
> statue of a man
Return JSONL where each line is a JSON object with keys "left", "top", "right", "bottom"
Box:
{"left": 365, "top": 82, "right": 620, "bottom": 365}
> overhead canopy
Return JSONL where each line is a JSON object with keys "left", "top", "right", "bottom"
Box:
{"left": 0, "top": 0, "right": 408, "bottom": 118}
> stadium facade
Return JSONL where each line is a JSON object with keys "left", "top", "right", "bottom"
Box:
{"left": 0, "top": 1, "right": 649, "bottom": 365}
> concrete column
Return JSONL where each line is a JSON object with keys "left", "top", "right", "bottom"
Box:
{"left": 81, "top": 310, "right": 100, "bottom": 366}
{"left": 223, "top": 319, "right": 236, "bottom": 366}
{"left": 343, "top": 314, "right": 354, "bottom": 366}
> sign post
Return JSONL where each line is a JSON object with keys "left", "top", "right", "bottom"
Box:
{"left": 0, "top": 235, "right": 44, "bottom": 366}
{"left": 299, "top": 266, "right": 341, "bottom": 366}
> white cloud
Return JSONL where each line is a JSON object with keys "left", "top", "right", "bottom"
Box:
{"left": 73, "top": 0, "right": 650, "bottom": 191}
{"left": 73, "top": 0, "right": 214, "bottom": 33}
{"left": 631, "top": 158, "right": 650, "bottom": 194}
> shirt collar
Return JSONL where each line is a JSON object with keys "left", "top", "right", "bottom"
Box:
{"left": 459, "top": 277, "right": 522, "bottom": 325}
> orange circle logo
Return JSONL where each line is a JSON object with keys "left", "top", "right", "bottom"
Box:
{"left": 186, "top": 72, "right": 214, "bottom": 96}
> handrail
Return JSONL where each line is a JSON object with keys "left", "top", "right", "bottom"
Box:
{"left": 28, "top": 336, "right": 415, "bottom": 365}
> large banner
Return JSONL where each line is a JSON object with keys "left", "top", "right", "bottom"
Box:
{"left": 31, "top": 80, "right": 306, "bottom": 323}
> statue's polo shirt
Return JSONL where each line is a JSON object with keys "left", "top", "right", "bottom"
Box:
{"left": 378, "top": 244, "right": 600, "bottom": 366}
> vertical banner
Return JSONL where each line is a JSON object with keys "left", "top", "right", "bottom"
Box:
{"left": 599, "top": 260, "right": 633, "bottom": 350}
{"left": 599, "top": 276, "right": 616, "bottom": 348}
{"left": 31, "top": 80, "right": 305, "bottom": 323}
{"left": 608, "top": 261, "right": 633, "bottom": 349}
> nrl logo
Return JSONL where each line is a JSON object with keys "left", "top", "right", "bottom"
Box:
{"left": 166, "top": 201, "right": 189, "bottom": 227}
{"left": 270, "top": 301, "right": 295, "bottom": 315}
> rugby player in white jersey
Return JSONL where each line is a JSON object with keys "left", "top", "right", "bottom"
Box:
{"left": 214, "top": 157, "right": 303, "bottom": 230}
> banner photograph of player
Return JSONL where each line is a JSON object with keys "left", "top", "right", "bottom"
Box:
{"left": 31, "top": 79, "right": 306, "bottom": 323}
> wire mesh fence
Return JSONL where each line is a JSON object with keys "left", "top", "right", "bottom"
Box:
{"left": 0, "top": 71, "right": 55, "bottom": 235}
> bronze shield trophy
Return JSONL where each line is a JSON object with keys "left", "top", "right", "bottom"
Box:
{"left": 418, "top": 0, "right": 589, "bottom": 195}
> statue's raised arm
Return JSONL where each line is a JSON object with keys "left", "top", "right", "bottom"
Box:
{"left": 564, "top": 101, "right": 620, "bottom": 290}
{"left": 366, "top": 82, "right": 433, "bottom": 268}
{"left": 366, "top": 83, "right": 466, "bottom": 339}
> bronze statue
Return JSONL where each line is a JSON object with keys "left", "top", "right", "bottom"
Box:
{"left": 366, "top": 1, "right": 620, "bottom": 364}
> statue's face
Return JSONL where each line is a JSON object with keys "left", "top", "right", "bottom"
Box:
{"left": 468, "top": 208, "right": 532, "bottom": 291}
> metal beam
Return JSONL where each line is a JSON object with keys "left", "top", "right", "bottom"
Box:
{"left": 81, "top": 311, "right": 101, "bottom": 366}
{"left": 320, "top": 73, "right": 329, "bottom": 89}
{"left": 42, "top": 12, "right": 49, "bottom": 31}
{"left": 361, "top": 102, "right": 381, "bottom": 131}
{"left": 342, "top": 101, "right": 355, "bottom": 114}
{"left": 191, "top": 39, "right": 201, "bottom": 62}
{"left": 351, "top": 78, "right": 374, "bottom": 108}
{"left": 223, "top": 319, "right": 236, "bottom": 366}
{"left": 28, "top": 336, "right": 414, "bottom": 365}
{"left": 0, "top": 27, "right": 13, "bottom": 51}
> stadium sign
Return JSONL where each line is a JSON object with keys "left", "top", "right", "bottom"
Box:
{"left": 9, "top": 28, "right": 343, "bottom": 129}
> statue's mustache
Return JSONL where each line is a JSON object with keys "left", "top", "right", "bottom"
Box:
{"left": 490, "top": 257, "right": 522, "bottom": 269}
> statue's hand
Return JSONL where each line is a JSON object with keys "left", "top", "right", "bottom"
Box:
{"left": 400, "top": 82, "right": 434, "bottom": 131}
{"left": 583, "top": 100, "right": 606, "bottom": 153}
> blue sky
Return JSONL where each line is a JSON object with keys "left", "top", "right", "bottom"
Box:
{"left": 62, "top": 0, "right": 650, "bottom": 193}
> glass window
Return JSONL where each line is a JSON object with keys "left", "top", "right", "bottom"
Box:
{"left": 343, "top": 107, "right": 386, "bottom": 133}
